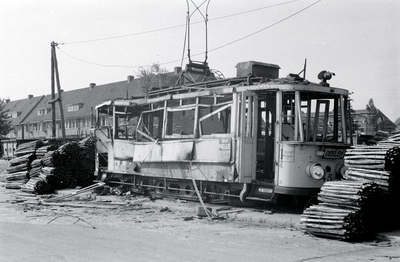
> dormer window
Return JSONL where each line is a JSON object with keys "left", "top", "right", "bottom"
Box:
{"left": 7, "top": 111, "right": 20, "bottom": 118}
{"left": 37, "top": 108, "right": 50, "bottom": 116}
{"left": 67, "top": 103, "right": 83, "bottom": 112}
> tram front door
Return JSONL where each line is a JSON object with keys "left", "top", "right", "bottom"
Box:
{"left": 237, "top": 92, "right": 258, "bottom": 183}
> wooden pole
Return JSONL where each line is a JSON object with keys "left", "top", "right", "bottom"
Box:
{"left": 51, "top": 42, "right": 56, "bottom": 137}
{"left": 51, "top": 42, "right": 66, "bottom": 138}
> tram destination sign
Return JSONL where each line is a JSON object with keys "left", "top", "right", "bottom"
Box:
{"left": 323, "top": 148, "right": 346, "bottom": 159}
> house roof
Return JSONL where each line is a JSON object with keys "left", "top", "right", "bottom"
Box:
{"left": 21, "top": 78, "right": 148, "bottom": 124}
{"left": 395, "top": 117, "right": 400, "bottom": 126}
{"left": 3, "top": 96, "right": 44, "bottom": 125}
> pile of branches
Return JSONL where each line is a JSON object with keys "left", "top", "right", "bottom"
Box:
{"left": 301, "top": 180, "right": 381, "bottom": 241}
{"left": 24, "top": 137, "right": 96, "bottom": 194}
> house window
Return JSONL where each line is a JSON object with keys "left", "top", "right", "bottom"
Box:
{"left": 37, "top": 108, "right": 50, "bottom": 116}
{"left": 7, "top": 112, "right": 19, "bottom": 118}
{"left": 67, "top": 104, "right": 82, "bottom": 112}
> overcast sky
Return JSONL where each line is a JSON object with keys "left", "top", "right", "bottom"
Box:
{"left": 1, "top": 0, "right": 399, "bottom": 121}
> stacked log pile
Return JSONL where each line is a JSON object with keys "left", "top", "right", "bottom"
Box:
{"left": 23, "top": 137, "right": 96, "bottom": 194}
{"left": 344, "top": 132, "right": 400, "bottom": 196}
{"left": 302, "top": 132, "right": 400, "bottom": 240}
{"left": 4, "top": 140, "right": 43, "bottom": 189}
{"left": 344, "top": 145, "right": 390, "bottom": 170}
{"left": 301, "top": 180, "right": 380, "bottom": 241}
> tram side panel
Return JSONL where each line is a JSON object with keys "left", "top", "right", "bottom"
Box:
{"left": 106, "top": 137, "right": 235, "bottom": 182}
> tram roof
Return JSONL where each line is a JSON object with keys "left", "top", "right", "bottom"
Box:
{"left": 95, "top": 78, "right": 349, "bottom": 110}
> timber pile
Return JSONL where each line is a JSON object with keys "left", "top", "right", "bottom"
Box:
{"left": 4, "top": 140, "right": 44, "bottom": 189}
{"left": 23, "top": 137, "right": 96, "bottom": 195}
{"left": 344, "top": 132, "right": 400, "bottom": 195}
{"left": 344, "top": 168, "right": 392, "bottom": 194}
{"left": 14, "top": 140, "right": 43, "bottom": 157}
{"left": 301, "top": 180, "right": 380, "bottom": 241}
{"left": 344, "top": 145, "right": 390, "bottom": 170}
{"left": 379, "top": 132, "right": 400, "bottom": 147}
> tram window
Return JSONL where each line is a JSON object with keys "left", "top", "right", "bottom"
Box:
{"left": 137, "top": 110, "right": 163, "bottom": 141}
{"left": 281, "top": 94, "right": 296, "bottom": 141}
{"left": 199, "top": 104, "right": 231, "bottom": 136}
{"left": 115, "top": 115, "right": 138, "bottom": 140}
{"left": 166, "top": 108, "right": 195, "bottom": 138}
{"left": 300, "top": 95, "right": 344, "bottom": 143}
{"left": 280, "top": 93, "right": 346, "bottom": 143}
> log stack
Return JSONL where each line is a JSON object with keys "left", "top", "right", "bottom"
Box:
{"left": 22, "top": 137, "right": 96, "bottom": 194}
{"left": 302, "top": 133, "right": 400, "bottom": 240}
{"left": 4, "top": 140, "right": 43, "bottom": 189}
{"left": 301, "top": 180, "right": 380, "bottom": 241}
{"left": 344, "top": 131, "right": 400, "bottom": 196}
{"left": 344, "top": 145, "right": 390, "bottom": 170}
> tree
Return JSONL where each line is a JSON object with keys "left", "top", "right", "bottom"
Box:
{"left": 136, "top": 63, "right": 170, "bottom": 91}
{"left": 365, "top": 98, "right": 383, "bottom": 133}
{"left": 348, "top": 93, "right": 360, "bottom": 133}
{"left": 0, "top": 98, "right": 12, "bottom": 137}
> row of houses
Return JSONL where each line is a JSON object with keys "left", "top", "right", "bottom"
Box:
{"left": 0, "top": 74, "right": 153, "bottom": 157}
{"left": 1, "top": 69, "right": 398, "bottom": 158}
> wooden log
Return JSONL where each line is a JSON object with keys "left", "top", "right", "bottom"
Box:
{"left": 5, "top": 171, "right": 29, "bottom": 181}
{"left": 345, "top": 170, "right": 390, "bottom": 180}
{"left": 318, "top": 192, "right": 364, "bottom": 201}
{"left": 347, "top": 168, "right": 391, "bottom": 176}
{"left": 6, "top": 163, "right": 29, "bottom": 173}
{"left": 5, "top": 182, "right": 26, "bottom": 189}
{"left": 345, "top": 159, "right": 385, "bottom": 164}
{"left": 345, "top": 151, "right": 387, "bottom": 155}
{"left": 344, "top": 155, "right": 386, "bottom": 160}
{"left": 345, "top": 164, "right": 385, "bottom": 170}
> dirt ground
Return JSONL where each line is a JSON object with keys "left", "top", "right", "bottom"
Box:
{"left": 1, "top": 159, "right": 400, "bottom": 262}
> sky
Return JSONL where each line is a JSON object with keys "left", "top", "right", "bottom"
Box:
{"left": 1, "top": 0, "right": 399, "bottom": 121}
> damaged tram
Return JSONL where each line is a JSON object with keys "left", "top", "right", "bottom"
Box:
{"left": 94, "top": 61, "right": 352, "bottom": 203}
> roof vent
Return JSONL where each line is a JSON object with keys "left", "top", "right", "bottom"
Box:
{"left": 89, "top": 83, "right": 96, "bottom": 90}
{"left": 28, "top": 94, "right": 33, "bottom": 99}
{"left": 236, "top": 61, "right": 280, "bottom": 79}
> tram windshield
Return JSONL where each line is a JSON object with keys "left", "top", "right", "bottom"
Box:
{"left": 280, "top": 91, "right": 351, "bottom": 144}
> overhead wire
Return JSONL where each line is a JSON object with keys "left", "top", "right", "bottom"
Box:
{"left": 61, "top": 0, "right": 299, "bottom": 46}
{"left": 208, "top": 0, "right": 321, "bottom": 53}
{"left": 58, "top": 0, "right": 321, "bottom": 69}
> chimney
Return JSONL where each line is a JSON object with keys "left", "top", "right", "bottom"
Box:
{"left": 5, "top": 98, "right": 10, "bottom": 103}
{"left": 127, "top": 75, "right": 134, "bottom": 83}
{"left": 89, "top": 83, "right": 96, "bottom": 90}
{"left": 174, "top": 67, "right": 182, "bottom": 75}
{"left": 28, "top": 94, "right": 33, "bottom": 99}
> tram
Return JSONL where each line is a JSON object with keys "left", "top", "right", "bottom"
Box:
{"left": 94, "top": 61, "right": 353, "bottom": 203}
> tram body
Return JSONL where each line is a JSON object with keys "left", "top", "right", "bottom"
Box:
{"left": 94, "top": 62, "right": 352, "bottom": 202}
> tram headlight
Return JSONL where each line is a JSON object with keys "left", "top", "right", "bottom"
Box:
{"left": 306, "top": 162, "right": 325, "bottom": 180}
{"left": 335, "top": 163, "right": 347, "bottom": 178}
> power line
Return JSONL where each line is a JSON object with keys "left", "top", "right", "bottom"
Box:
{"left": 208, "top": 0, "right": 321, "bottom": 53}
{"left": 59, "top": 0, "right": 320, "bottom": 69}
{"left": 62, "top": 0, "right": 299, "bottom": 45}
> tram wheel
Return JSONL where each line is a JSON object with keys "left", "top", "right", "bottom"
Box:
{"left": 154, "top": 180, "right": 165, "bottom": 194}
{"left": 183, "top": 183, "right": 195, "bottom": 196}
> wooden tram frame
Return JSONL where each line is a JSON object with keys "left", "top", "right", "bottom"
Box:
{"left": 94, "top": 71, "right": 353, "bottom": 203}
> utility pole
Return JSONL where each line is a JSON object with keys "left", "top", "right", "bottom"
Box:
{"left": 50, "top": 41, "right": 66, "bottom": 138}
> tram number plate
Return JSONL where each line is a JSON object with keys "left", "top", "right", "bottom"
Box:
{"left": 258, "top": 187, "right": 273, "bottom": 193}
{"left": 323, "top": 149, "right": 345, "bottom": 159}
